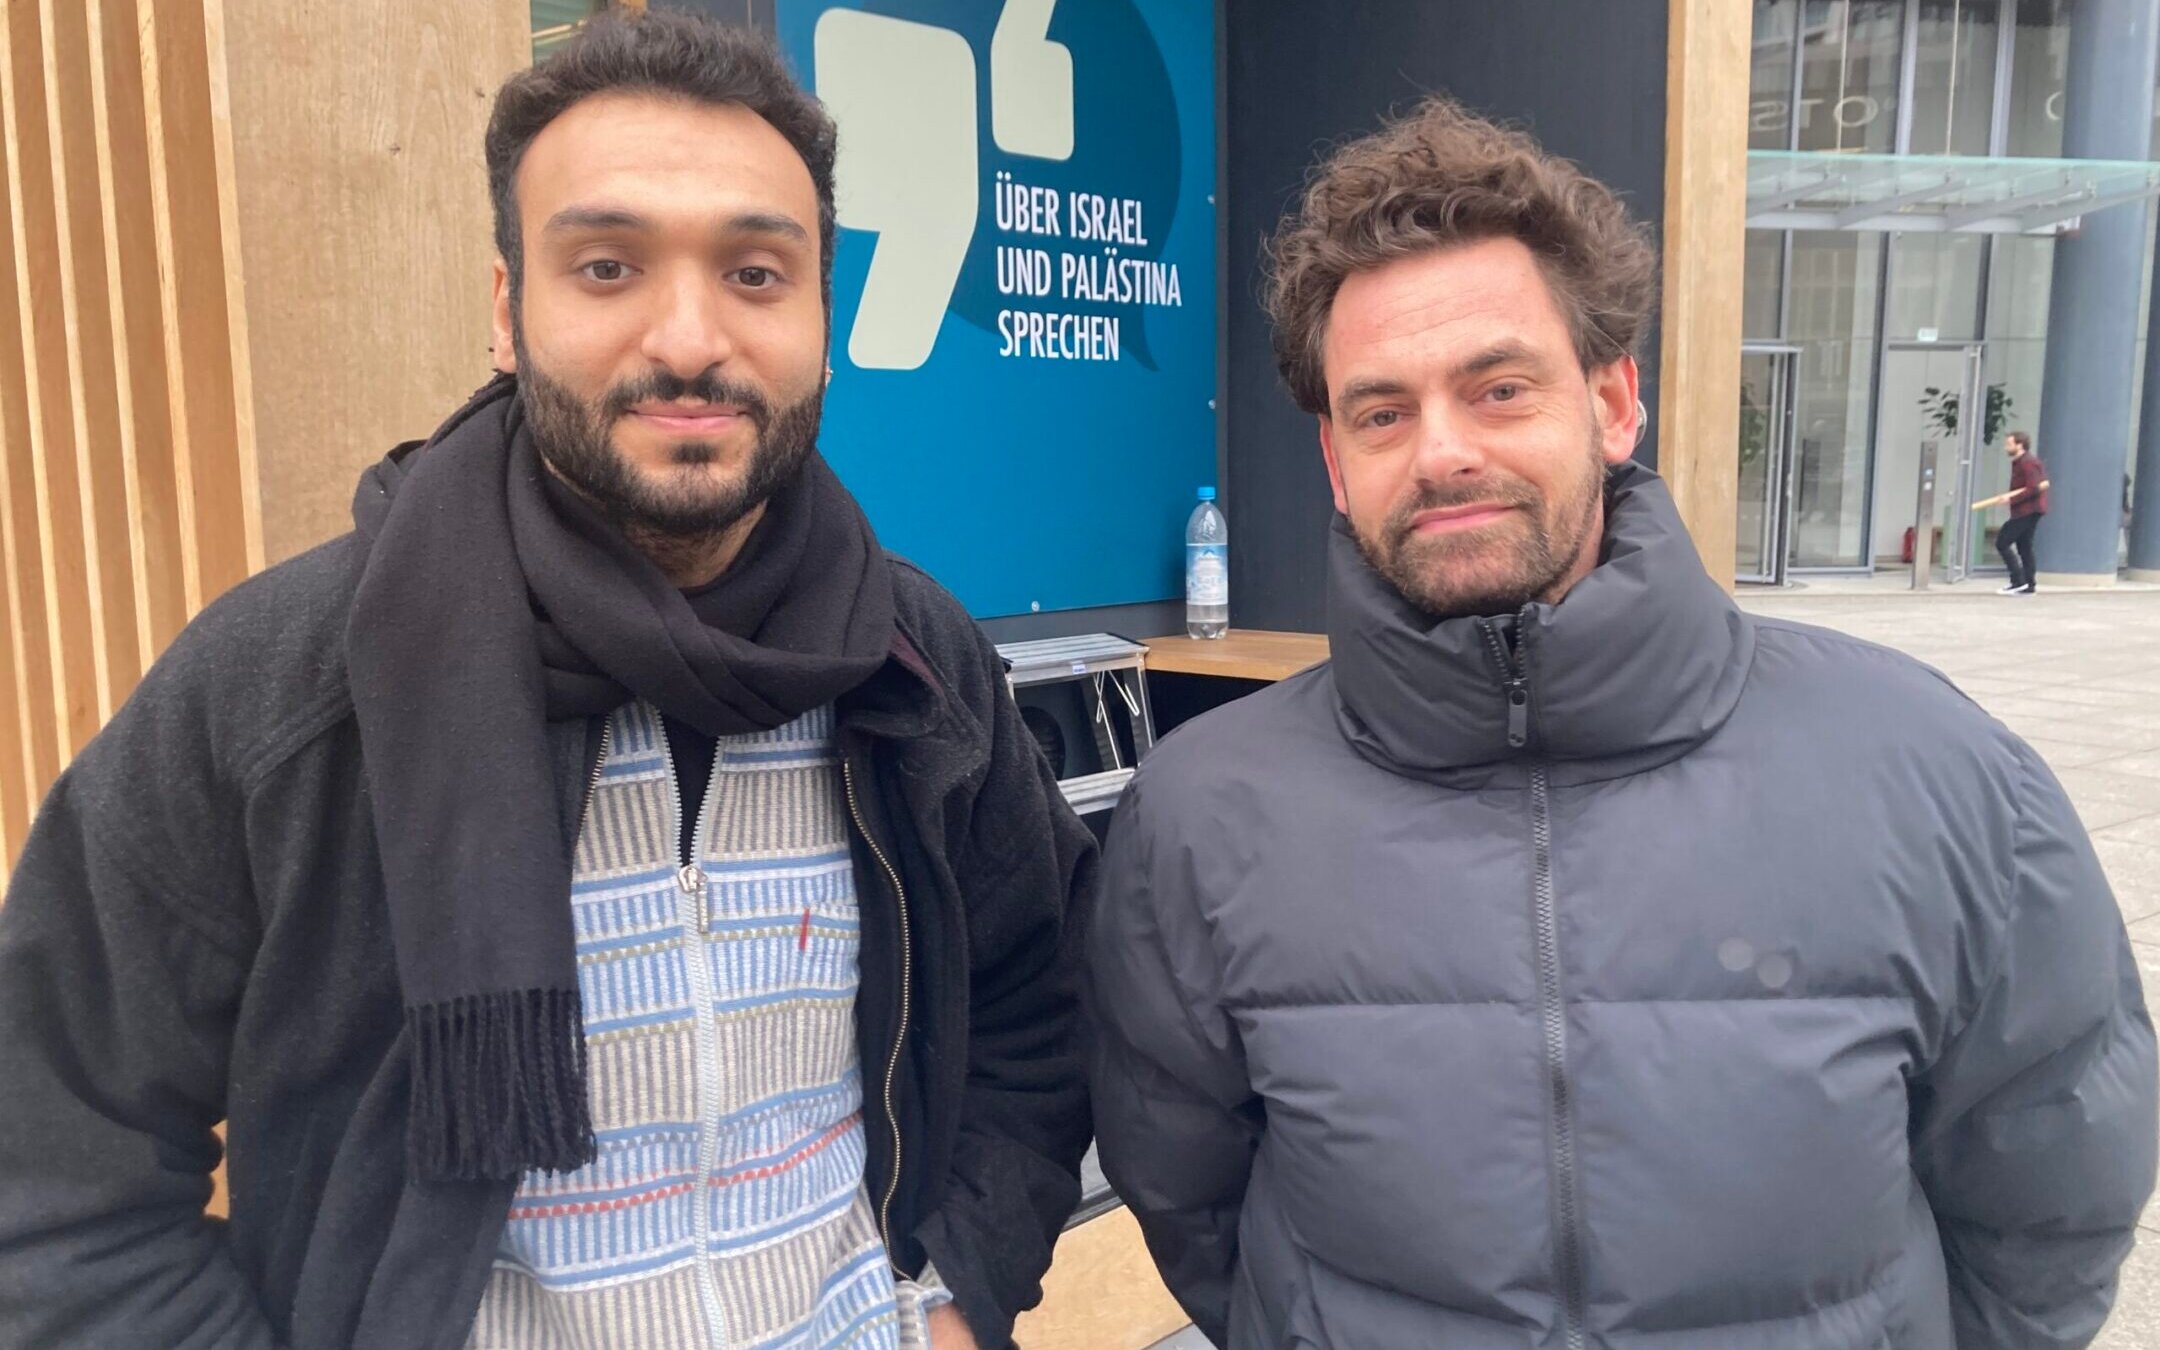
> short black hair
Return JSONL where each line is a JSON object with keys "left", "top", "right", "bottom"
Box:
{"left": 484, "top": 8, "right": 838, "bottom": 312}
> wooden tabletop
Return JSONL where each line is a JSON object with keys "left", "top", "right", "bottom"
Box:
{"left": 1140, "top": 630, "right": 1330, "bottom": 682}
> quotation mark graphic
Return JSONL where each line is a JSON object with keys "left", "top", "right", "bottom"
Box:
{"left": 990, "top": 0, "right": 1074, "bottom": 161}
{"left": 815, "top": 1, "right": 1076, "bottom": 371}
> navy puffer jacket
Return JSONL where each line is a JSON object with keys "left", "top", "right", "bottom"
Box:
{"left": 1089, "top": 464, "right": 2156, "bottom": 1350}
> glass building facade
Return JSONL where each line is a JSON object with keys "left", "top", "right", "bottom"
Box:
{"left": 1742, "top": 0, "right": 2156, "bottom": 580}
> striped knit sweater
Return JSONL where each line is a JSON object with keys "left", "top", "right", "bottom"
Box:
{"left": 467, "top": 701, "right": 946, "bottom": 1349}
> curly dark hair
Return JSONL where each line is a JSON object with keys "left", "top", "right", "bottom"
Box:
{"left": 485, "top": 8, "right": 838, "bottom": 312}
{"left": 1262, "top": 96, "right": 1658, "bottom": 416}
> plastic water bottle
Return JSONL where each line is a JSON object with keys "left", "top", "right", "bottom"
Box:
{"left": 1185, "top": 487, "right": 1229, "bottom": 639}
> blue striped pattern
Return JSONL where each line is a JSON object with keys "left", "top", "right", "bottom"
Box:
{"left": 466, "top": 702, "right": 926, "bottom": 1350}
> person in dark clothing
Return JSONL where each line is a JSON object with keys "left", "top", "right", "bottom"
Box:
{"left": 1996, "top": 430, "right": 2049, "bottom": 594}
{"left": 1088, "top": 97, "right": 2154, "bottom": 1350}
{"left": 0, "top": 13, "right": 1093, "bottom": 1350}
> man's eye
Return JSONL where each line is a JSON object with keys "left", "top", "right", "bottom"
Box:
{"left": 583, "top": 260, "right": 628, "bottom": 283}
{"left": 1367, "top": 410, "right": 1401, "bottom": 429}
{"left": 737, "top": 267, "right": 775, "bottom": 288}
{"left": 1489, "top": 384, "right": 1519, "bottom": 402}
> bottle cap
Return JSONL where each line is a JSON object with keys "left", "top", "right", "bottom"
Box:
{"left": 1197, "top": 486, "right": 1217, "bottom": 501}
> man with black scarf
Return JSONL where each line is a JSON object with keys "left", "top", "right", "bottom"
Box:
{"left": 0, "top": 12, "right": 1093, "bottom": 1350}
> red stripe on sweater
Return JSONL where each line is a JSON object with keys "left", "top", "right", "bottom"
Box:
{"left": 504, "top": 1113, "right": 866, "bottom": 1219}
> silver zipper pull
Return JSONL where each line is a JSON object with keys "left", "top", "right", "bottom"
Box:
{"left": 678, "top": 862, "right": 706, "bottom": 930}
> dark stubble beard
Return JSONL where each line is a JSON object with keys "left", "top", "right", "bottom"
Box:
{"left": 513, "top": 321, "right": 824, "bottom": 569}
{"left": 1354, "top": 423, "right": 1607, "bottom": 620}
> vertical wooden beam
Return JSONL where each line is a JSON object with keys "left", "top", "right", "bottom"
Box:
{"left": 0, "top": 63, "right": 51, "bottom": 863}
{"left": 218, "top": 0, "right": 525, "bottom": 564}
{"left": 0, "top": 158, "right": 23, "bottom": 866}
{"left": 89, "top": 0, "right": 187, "bottom": 664}
{"left": 1656, "top": 0, "right": 1750, "bottom": 591}
{"left": 2, "top": 0, "right": 100, "bottom": 759}
{"left": 140, "top": 0, "right": 257, "bottom": 613}
{"left": 0, "top": 519, "right": 20, "bottom": 869}
{"left": 42, "top": 0, "right": 142, "bottom": 717}
{"left": 200, "top": 0, "right": 263, "bottom": 582}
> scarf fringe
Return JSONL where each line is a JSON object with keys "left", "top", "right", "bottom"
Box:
{"left": 406, "top": 989, "right": 595, "bottom": 1180}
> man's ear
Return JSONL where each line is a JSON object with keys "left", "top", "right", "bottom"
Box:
{"left": 1319, "top": 413, "right": 1351, "bottom": 517}
{"left": 490, "top": 259, "right": 517, "bottom": 375}
{"left": 1589, "top": 354, "right": 1641, "bottom": 465}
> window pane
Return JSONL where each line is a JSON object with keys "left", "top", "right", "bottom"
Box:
{"left": 1887, "top": 234, "right": 1985, "bottom": 340}
{"left": 2006, "top": 0, "right": 2069, "bottom": 157}
{"left": 1745, "top": 230, "right": 1785, "bottom": 340}
{"left": 1909, "top": 0, "right": 2000, "bottom": 156}
{"left": 1788, "top": 232, "right": 1882, "bottom": 567}
{"left": 1753, "top": 0, "right": 1801, "bottom": 149}
{"left": 533, "top": 0, "right": 602, "bottom": 62}
{"left": 1797, "top": 1, "right": 1904, "bottom": 155}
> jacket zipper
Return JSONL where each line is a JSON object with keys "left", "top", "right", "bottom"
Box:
{"left": 1481, "top": 614, "right": 1587, "bottom": 1350}
{"left": 575, "top": 719, "right": 614, "bottom": 841}
{"left": 1481, "top": 619, "right": 1532, "bottom": 751}
{"left": 842, "top": 757, "right": 911, "bottom": 1270}
{"left": 656, "top": 711, "right": 729, "bottom": 1343}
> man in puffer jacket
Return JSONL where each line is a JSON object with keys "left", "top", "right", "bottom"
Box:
{"left": 1087, "top": 95, "right": 2157, "bottom": 1350}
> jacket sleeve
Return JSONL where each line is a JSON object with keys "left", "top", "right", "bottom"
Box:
{"left": 908, "top": 626, "right": 1099, "bottom": 1350}
{"left": 1913, "top": 744, "right": 2158, "bottom": 1350}
{"left": 0, "top": 705, "right": 279, "bottom": 1348}
{"left": 1085, "top": 772, "right": 1261, "bottom": 1347}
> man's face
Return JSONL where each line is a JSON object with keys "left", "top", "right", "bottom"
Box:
{"left": 2006, "top": 437, "right": 2026, "bottom": 460}
{"left": 491, "top": 92, "right": 828, "bottom": 545}
{"left": 1317, "top": 237, "right": 1639, "bottom": 618}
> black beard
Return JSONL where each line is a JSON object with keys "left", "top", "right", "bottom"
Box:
{"left": 1354, "top": 430, "right": 1605, "bottom": 620}
{"left": 513, "top": 325, "right": 823, "bottom": 565}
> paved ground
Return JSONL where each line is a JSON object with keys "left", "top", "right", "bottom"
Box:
{"left": 1738, "top": 584, "right": 2160, "bottom": 1350}
{"left": 1147, "top": 583, "right": 2160, "bottom": 1350}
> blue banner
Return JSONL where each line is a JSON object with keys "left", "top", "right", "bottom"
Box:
{"left": 775, "top": 0, "right": 1217, "bottom": 618}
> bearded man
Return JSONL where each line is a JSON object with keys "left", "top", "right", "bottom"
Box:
{"left": 0, "top": 14, "right": 1091, "bottom": 1350}
{"left": 1087, "top": 97, "right": 2155, "bottom": 1350}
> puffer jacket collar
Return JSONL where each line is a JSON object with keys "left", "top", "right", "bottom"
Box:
{"left": 1326, "top": 461, "right": 1755, "bottom": 786}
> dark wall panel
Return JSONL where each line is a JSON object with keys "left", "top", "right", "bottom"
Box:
{"left": 1223, "top": 0, "right": 1669, "bottom": 632}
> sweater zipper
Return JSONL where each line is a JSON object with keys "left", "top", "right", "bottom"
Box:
{"left": 575, "top": 719, "right": 613, "bottom": 841}
{"left": 1480, "top": 613, "right": 1587, "bottom": 1350}
{"left": 842, "top": 756, "right": 911, "bottom": 1271}
{"left": 656, "top": 710, "right": 729, "bottom": 1343}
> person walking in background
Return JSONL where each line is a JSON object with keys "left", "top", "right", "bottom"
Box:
{"left": 1995, "top": 430, "right": 2049, "bottom": 594}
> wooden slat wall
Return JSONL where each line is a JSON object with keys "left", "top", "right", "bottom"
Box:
{"left": 91, "top": 0, "right": 188, "bottom": 670}
{"left": 0, "top": 48, "right": 46, "bottom": 867}
{"left": 3, "top": 0, "right": 101, "bottom": 781}
{"left": 0, "top": 0, "right": 524, "bottom": 881}
{"left": 140, "top": 0, "right": 259, "bottom": 621}
{"left": 0, "top": 0, "right": 257, "bottom": 877}
{"left": 44, "top": 0, "right": 141, "bottom": 727}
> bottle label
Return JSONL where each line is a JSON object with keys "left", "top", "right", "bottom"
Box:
{"left": 1187, "top": 544, "right": 1228, "bottom": 605}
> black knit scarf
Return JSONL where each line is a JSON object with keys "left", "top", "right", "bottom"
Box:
{"left": 347, "top": 375, "right": 895, "bottom": 1180}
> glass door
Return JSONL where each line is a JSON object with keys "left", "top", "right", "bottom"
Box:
{"left": 1873, "top": 343, "right": 1985, "bottom": 581}
{"left": 1737, "top": 346, "right": 1799, "bottom": 584}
